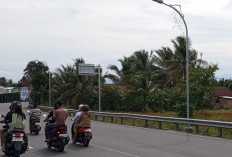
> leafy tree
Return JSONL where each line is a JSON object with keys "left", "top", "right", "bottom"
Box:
{"left": 0, "top": 77, "right": 7, "bottom": 86}
{"left": 217, "top": 78, "right": 232, "bottom": 87}
{"left": 23, "top": 60, "right": 49, "bottom": 107}
{"left": 228, "top": 83, "right": 232, "bottom": 91}
{"left": 18, "top": 76, "right": 32, "bottom": 88}
{"left": 0, "top": 77, "right": 17, "bottom": 87}
{"left": 24, "top": 60, "right": 49, "bottom": 77}
{"left": 101, "top": 85, "right": 121, "bottom": 111}
{"left": 189, "top": 65, "right": 218, "bottom": 110}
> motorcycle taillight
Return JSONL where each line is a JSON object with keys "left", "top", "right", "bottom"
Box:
{"left": 12, "top": 133, "right": 23, "bottom": 137}
{"left": 36, "top": 120, "right": 40, "bottom": 122}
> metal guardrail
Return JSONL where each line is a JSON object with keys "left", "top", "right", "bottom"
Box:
{"left": 30, "top": 104, "right": 232, "bottom": 138}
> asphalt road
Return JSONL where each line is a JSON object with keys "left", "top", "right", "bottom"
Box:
{"left": 0, "top": 102, "right": 232, "bottom": 157}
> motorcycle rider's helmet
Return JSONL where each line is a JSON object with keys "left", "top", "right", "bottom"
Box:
{"left": 82, "top": 104, "right": 89, "bottom": 112}
{"left": 78, "top": 104, "right": 84, "bottom": 111}
{"left": 9, "top": 101, "right": 21, "bottom": 110}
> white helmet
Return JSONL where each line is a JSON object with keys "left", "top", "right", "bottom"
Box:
{"left": 78, "top": 104, "right": 84, "bottom": 111}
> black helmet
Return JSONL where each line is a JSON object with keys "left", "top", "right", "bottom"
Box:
{"left": 9, "top": 101, "right": 21, "bottom": 110}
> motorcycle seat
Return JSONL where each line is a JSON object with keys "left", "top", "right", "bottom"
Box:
{"left": 11, "top": 129, "right": 24, "bottom": 133}
{"left": 51, "top": 125, "right": 66, "bottom": 136}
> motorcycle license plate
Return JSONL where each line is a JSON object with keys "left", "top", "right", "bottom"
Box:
{"left": 59, "top": 134, "right": 68, "bottom": 137}
{"left": 12, "top": 137, "right": 23, "bottom": 142}
{"left": 35, "top": 122, "right": 41, "bottom": 125}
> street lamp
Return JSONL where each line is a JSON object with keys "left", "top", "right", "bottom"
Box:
{"left": 48, "top": 71, "right": 51, "bottom": 107}
{"left": 42, "top": 61, "right": 52, "bottom": 107}
{"left": 152, "top": 0, "right": 190, "bottom": 130}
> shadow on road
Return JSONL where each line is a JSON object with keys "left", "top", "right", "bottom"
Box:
{"left": 66, "top": 143, "right": 91, "bottom": 150}
{"left": 28, "top": 147, "right": 68, "bottom": 156}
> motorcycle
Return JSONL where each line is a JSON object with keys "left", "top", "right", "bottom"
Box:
{"left": 28, "top": 111, "right": 41, "bottom": 135}
{"left": 29, "top": 117, "right": 41, "bottom": 135}
{"left": 44, "top": 114, "right": 70, "bottom": 152}
{"left": 71, "top": 121, "right": 92, "bottom": 147}
{"left": 0, "top": 114, "right": 28, "bottom": 157}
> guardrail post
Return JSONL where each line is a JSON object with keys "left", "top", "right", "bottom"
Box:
{"left": 175, "top": 123, "right": 179, "bottom": 131}
{"left": 158, "top": 121, "right": 162, "bottom": 129}
{"left": 95, "top": 115, "right": 98, "bottom": 121}
{"left": 111, "top": 117, "right": 114, "bottom": 123}
{"left": 195, "top": 125, "right": 199, "bottom": 134}
{"left": 121, "top": 117, "right": 124, "bottom": 124}
{"left": 145, "top": 120, "right": 148, "bottom": 128}
{"left": 218, "top": 127, "right": 222, "bottom": 138}
{"left": 132, "top": 119, "right": 135, "bottom": 126}
{"left": 102, "top": 116, "right": 105, "bottom": 122}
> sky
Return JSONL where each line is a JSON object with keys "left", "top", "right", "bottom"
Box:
{"left": 0, "top": 0, "right": 232, "bottom": 82}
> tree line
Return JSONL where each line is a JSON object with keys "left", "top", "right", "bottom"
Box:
{"left": 13, "top": 36, "right": 232, "bottom": 117}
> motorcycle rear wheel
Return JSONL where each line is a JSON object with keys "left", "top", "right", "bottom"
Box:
{"left": 83, "top": 138, "right": 89, "bottom": 147}
{"left": 58, "top": 145, "right": 64, "bottom": 152}
{"left": 35, "top": 130, "right": 39, "bottom": 135}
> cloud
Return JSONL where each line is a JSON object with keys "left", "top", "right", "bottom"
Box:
{"left": 225, "top": 0, "right": 232, "bottom": 8}
{"left": 0, "top": 0, "right": 232, "bottom": 82}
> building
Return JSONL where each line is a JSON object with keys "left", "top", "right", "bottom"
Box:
{"left": 214, "top": 87, "right": 232, "bottom": 108}
{"left": 0, "top": 86, "right": 20, "bottom": 103}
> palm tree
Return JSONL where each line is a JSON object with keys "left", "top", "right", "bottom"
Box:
{"left": 52, "top": 58, "right": 95, "bottom": 108}
{"left": 153, "top": 47, "right": 175, "bottom": 87}
{"left": 126, "top": 50, "right": 159, "bottom": 112}
{"left": 105, "top": 56, "right": 134, "bottom": 85}
{"left": 154, "top": 36, "right": 208, "bottom": 85}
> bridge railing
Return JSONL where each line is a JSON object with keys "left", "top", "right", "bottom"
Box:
{"left": 32, "top": 104, "right": 232, "bottom": 138}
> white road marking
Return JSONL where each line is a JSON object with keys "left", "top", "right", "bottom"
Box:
{"left": 92, "top": 143, "right": 143, "bottom": 157}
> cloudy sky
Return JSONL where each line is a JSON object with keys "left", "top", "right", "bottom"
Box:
{"left": 1, "top": 0, "right": 232, "bottom": 82}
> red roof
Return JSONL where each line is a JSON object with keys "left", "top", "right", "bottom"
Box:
{"left": 215, "top": 87, "right": 232, "bottom": 97}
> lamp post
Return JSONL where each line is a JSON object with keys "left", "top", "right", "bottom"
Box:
{"left": 49, "top": 71, "right": 51, "bottom": 107}
{"left": 98, "top": 64, "right": 101, "bottom": 112}
{"left": 152, "top": 0, "right": 190, "bottom": 129}
{"left": 43, "top": 61, "right": 52, "bottom": 107}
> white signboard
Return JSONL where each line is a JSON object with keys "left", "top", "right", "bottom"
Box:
{"left": 20, "top": 87, "right": 29, "bottom": 101}
{"left": 78, "top": 64, "right": 95, "bottom": 75}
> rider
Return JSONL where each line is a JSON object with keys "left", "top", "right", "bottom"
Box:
{"left": 74, "top": 105, "right": 91, "bottom": 138}
{"left": 0, "top": 101, "right": 18, "bottom": 150}
{"left": 9, "top": 103, "right": 26, "bottom": 131}
{"left": 29, "top": 108, "right": 41, "bottom": 125}
{"left": 71, "top": 104, "right": 84, "bottom": 137}
{"left": 45, "top": 101, "right": 68, "bottom": 142}
{"left": 44, "top": 104, "right": 58, "bottom": 123}
{"left": 74, "top": 104, "right": 84, "bottom": 123}
{"left": 44, "top": 104, "right": 58, "bottom": 139}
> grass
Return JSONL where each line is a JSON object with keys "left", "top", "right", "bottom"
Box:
{"left": 92, "top": 109, "right": 232, "bottom": 139}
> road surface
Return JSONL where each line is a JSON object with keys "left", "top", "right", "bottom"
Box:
{"left": 0, "top": 102, "right": 231, "bottom": 157}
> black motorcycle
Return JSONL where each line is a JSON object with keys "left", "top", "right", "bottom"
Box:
{"left": 29, "top": 117, "right": 41, "bottom": 135}
{"left": 0, "top": 115, "right": 28, "bottom": 157}
{"left": 44, "top": 114, "right": 69, "bottom": 152}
